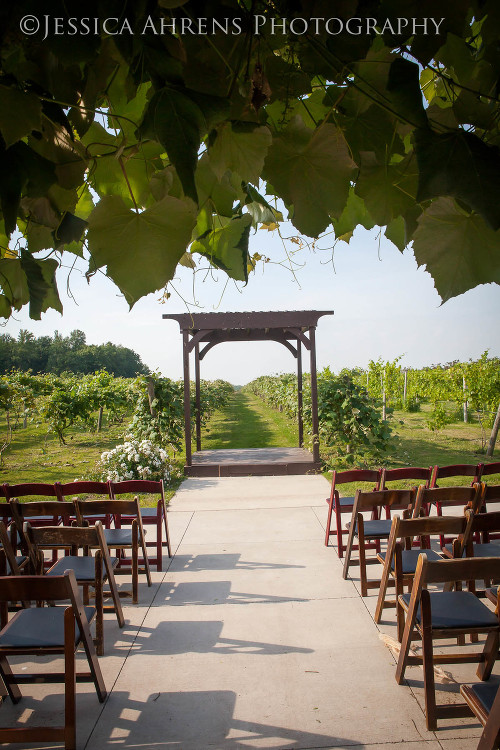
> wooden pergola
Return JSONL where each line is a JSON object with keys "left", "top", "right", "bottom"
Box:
{"left": 163, "top": 310, "right": 334, "bottom": 476}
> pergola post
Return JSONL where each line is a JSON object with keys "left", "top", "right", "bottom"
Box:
{"left": 297, "top": 341, "right": 303, "bottom": 448}
{"left": 182, "top": 329, "right": 192, "bottom": 466}
{"left": 309, "top": 326, "right": 320, "bottom": 463}
{"left": 195, "top": 342, "right": 201, "bottom": 452}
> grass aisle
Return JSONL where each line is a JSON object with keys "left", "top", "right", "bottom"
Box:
{"left": 201, "top": 390, "right": 298, "bottom": 450}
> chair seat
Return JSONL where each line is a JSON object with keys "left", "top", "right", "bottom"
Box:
{"left": 400, "top": 590, "right": 499, "bottom": 629}
{"left": 336, "top": 495, "right": 355, "bottom": 507}
{"left": 0, "top": 605, "right": 95, "bottom": 648}
{"left": 465, "top": 681, "right": 499, "bottom": 715}
{"left": 47, "top": 556, "right": 119, "bottom": 581}
{"left": 139, "top": 508, "right": 160, "bottom": 518}
{"left": 104, "top": 528, "right": 144, "bottom": 546}
{"left": 443, "top": 541, "right": 500, "bottom": 558}
{"left": 6, "top": 555, "right": 28, "bottom": 575}
{"left": 347, "top": 519, "right": 393, "bottom": 539}
{"left": 379, "top": 548, "right": 443, "bottom": 574}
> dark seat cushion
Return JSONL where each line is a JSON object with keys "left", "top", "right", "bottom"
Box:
{"left": 379, "top": 548, "right": 443, "bottom": 574}
{"left": 467, "top": 681, "right": 499, "bottom": 714}
{"left": 400, "top": 590, "right": 500, "bottom": 629}
{"left": 346, "top": 519, "right": 393, "bottom": 539}
{"left": 444, "top": 542, "right": 500, "bottom": 558}
{"left": 104, "top": 528, "right": 144, "bottom": 546}
{"left": 6, "top": 555, "right": 28, "bottom": 575}
{"left": 140, "top": 508, "right": 160, "bottom": 518}
{"left": 336, "top": 496, "right": 355, "bottom": 507}
{"left": 47, "top": 555, "right": 119, "bottom": 580}
{"left": 0, "top": 605, "right": 95, "bottom": 648}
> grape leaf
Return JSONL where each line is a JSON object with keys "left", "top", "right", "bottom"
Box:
{"left": 415, "top": 128, "right": 500, "bottom": 231}
{"left": 191, "top": 214, "right": 252, "bottom": 282}
{"left": 138, "top": 87, "right": 206, "bottom": 202}
{"left": 333, "top": 188, "right": 375, "bottom": 241}
{"left": 209, "top": 123, "right": 272, "bottom": 185}
{"left": 355, "top": 151, "right": 417, "bottom": 226}
{"left": 385, "top": 216, "right": 407, "bottom": 251}
{"left": 0, "top": 85, "right": 42, "bottom": 148}
{"left": 263, "top": 117, "right": 355, "bottom": 237}
{"left": 412, "top": 197, "right": 500, "bottom": 301}
{"left": 86, "top": 194, "right": 197, "bottom": 307}
{"left": 20, "top": 250, "right": 62, "bottom": 319}
{"left": 0, "top": 257, "right": 29, "bottom": 315}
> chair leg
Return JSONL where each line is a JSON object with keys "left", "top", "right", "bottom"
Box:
{"left": 358, "top": 526, "right": 368, "bottom": 597}
{"left": 156, "top": 515, "right": 163, "bottom": 572}
{"left": 374, "top": 553, "right": 392, "bottom": 623}
{"left": 421, "top": 592, "right": 438, "bottom": 731}
{"left": 342, "top": 513, "right": 358, "bottom": 579}
{"left": 335, "top": 504, "right": 346, "bottom": 558}
{"left": 95, "top": 578, "right": 104, "bottom": 657}
{"left": 132, "top": 525, "right": 138, "bottom": 605}
{"left": 64, "top": 607, "right": 77, "bottom": 750}
{"left": 163, "top": 508, "right": 172, "bottom": 558}
{"left": 0, "top": 655, "right": 22, "bottom": 703}
{"left": 325, "top": 498, "right": 334, "bottom": 547}
{"left": 477, "top": 631, "right": 499, "bottom": 681}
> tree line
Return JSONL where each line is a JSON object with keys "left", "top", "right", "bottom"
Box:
{"left": 0, "top": 330, "right": 148, "bottom": 377}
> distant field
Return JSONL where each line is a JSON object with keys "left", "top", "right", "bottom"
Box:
{"left": 1, "top": 397, "right": 498, "bottom": 495}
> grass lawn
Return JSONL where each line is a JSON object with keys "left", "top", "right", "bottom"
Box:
{"left": 201, "top": 391, "right": 298, "bottom": 449}
{"left": 0, "top": 413, "right": 183, "bottom": 503}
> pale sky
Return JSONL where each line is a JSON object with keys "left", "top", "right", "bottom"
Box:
{"left": 3, "top": 222, "right": 500, "bottom": 384}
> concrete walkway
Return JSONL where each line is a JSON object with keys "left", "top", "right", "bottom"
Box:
{"left": 3, "top": 475, "right": 493, "bottom": 748}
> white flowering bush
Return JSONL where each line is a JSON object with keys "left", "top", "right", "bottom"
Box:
{"left": 97, "top": 439, "right": 173, "bottom": 483}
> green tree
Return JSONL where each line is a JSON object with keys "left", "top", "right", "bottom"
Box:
{"left": 0, "top": 1, "right": 500, "bottom": 319}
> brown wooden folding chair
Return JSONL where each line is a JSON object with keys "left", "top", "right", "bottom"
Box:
{"left": 461, "top": 681, "right": 500, "bottom": 750}
{"left": 74, "top": 497, "right": 151, "bottom": 603}
{"left": 109, "top": 479, "right": 172, "bottom": 570}
{"left": 395, "top": 554, "right": 500, "bottom": 731}
{"left": 23, "top": 521, "right": 125, "bottom": 655}
{"left": 374, "top": 512, "right": 476, "bottom": 640}
{"left": 0, "top": 570, "right": 106, "bottom": 750}
{"left": 342, "top": 488, "right": 418, "bottom": 596}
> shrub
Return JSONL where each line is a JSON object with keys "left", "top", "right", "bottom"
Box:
{"left": 97, "top": 439, "right": 173, "bottom": 483}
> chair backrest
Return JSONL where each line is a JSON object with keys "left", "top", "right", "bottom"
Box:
{"left": 329, "top": 469, "right": 381, "bottom": 503}
{"left": 391, "top": 513, "right": 473, "bottom": 550}
{"left": 55, "top": 480, "right": 112, "bottom": 500}
{"left": 25, "top": 521, "right": 102, "bottom": 551}
{"left": 417, "top": 483, "right": 483, "bottom": 512}
{"left": 2, "top": 482, "right": 59, "bottom": 500}
{"left": 10, "top": 499, "right": 74, "bottom": 529}
{"left": 75, "top": 496, "right": 141, "bottom": 518}
{"left": 412, "top": 552, "right": 500, "bottom": 594}
{"left": 352, "top": 488, "right": 418, "bottom": 516}
{"left": 110, "top": 479, "right": 165, "bottom": 497}
{"left": 430, "top": 463, "right": 482, "bottom": 488}
{"left": 380, "top": 466, "right": 432, "bottom": 489}
{"left": 478, "top": 462, "right": 500, "bottom": 479}
{"left": 483, "top": 485, "right": 500, "bottom": 505}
